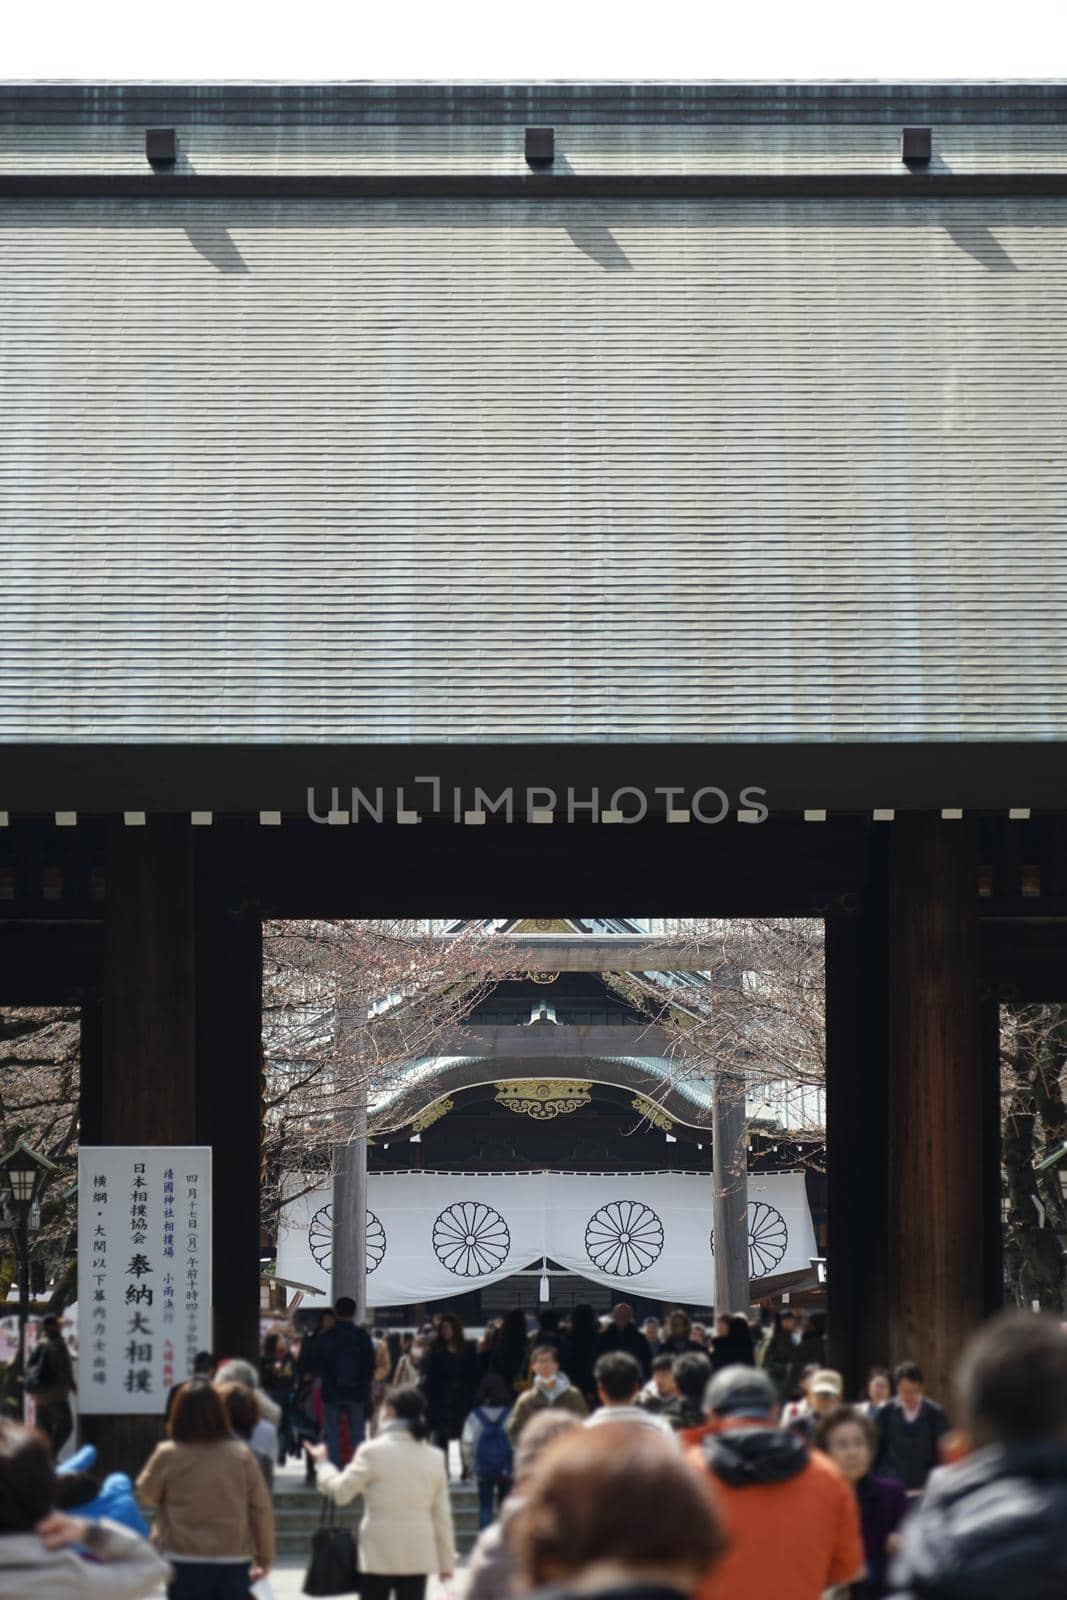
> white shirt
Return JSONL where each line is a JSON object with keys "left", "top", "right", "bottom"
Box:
{"left": 585, "top": 1404, "right": 679, "bottom": 1445}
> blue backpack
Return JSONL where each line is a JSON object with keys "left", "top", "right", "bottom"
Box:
{"left": 473, "top": 1407, "right": 513, "bottom": 1481}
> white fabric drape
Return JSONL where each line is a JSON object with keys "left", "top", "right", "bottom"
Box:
{"left": 278, "top": 1170, "right": 816, "bottom": 1307}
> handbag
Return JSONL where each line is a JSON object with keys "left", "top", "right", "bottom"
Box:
{"left": 302, "top": 1497, "right": 360, "bottom": 1597}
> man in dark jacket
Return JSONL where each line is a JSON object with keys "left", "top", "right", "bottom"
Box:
{"left": 27, "top": 1315, "right": 76, "bottom": 1456}
{"left": 594, "top": 1302, "right": 652, "bottom": 1378}
{"left": 890, "top": 1310, "right": 1067, "bottom": 1599}
{"left": 314, "top": 1295, "right": 376, "bottom": 1466}
{"left": 876, "top": 1361, "right": 949, "bottom": 1492}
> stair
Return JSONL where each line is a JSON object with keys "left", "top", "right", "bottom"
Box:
{"left": 271, "top": 1474, "right": 481, "bottom": 1561}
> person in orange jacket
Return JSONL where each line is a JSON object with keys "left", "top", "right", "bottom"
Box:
{"left": 688, "top": 1365, "right": 864, "bottom": 1600}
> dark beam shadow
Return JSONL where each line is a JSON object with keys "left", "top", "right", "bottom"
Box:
{"left": 941, "top": 217, "right": 1018, "bottom": 272}
{"left": 556, "top": 155, "right": 632, "bottom": 271}
{"left": 934, "top": 158, "right": 1017, "bottom": 272}
{"left": 177, "top": 152, "right": 249, "bottom": 274}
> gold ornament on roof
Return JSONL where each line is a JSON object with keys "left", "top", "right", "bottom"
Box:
{"left": 410, "top": 1096, "right": 455, "bottom": 1134}
{"left": 631, "top": 1094, "right": 675, "bottom": 1132}
{"left": 529, "top": 970, "right": 559, "bottom": 985}
{"left": 495, "top": 1079, "right": 592, "bottom": 1120}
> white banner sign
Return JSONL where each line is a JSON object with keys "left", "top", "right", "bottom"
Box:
{"left": 78, "top": 1147, "right": 212, "bottom": 1414}
{"left": 278, "top": 1170, "right": 815, "bottom": 1308}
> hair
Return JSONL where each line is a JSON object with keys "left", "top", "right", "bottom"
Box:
{"left": 514, "top": 1408, "right": 583, "bottom": 1483}
{"left": 567, "top": 1303, "right": 599, "bottom": 1360}
{"left": 777, "top": 1308, "right": 797, "bottom": 1325}
{"left": 192, "top": 1350, "right": 217, "bottom": 1376}
{"left": 538, "top": 1309, "right": 561, "bottom": 1333}
{"left": 514, "top": 1422, "right": 727, "bottom": 1585}
{"left": 434, "top": 1312, "right": 466, "bottom": 1349}
{"left": 384, "top": 1384, "right": 430, "bottom": 1441}
{"left": 0, "top": 1422, "right": 55, "bottom": 1533}
{"left": 476, "top": 1372, "right": 513, "bottom": 1408}
{"left": 214, "top": 1357, "right": 260, "bottom": 1391}
{"left": 41, "top": 1315, "right": 61, "bottom": 1335}
{"left": 666, "top": 1308, "right": 692, "bottom": 1336}
{"left": 672, "top": 1351, "right": 712, "bottom": 1402}
{"left": 53, "top": 1470, "right": 99, "bottom": 1511}
{"left": 814, "top": 1404, "right": 876, "bottom": 1456}
{"left": 651, "top": 1353, "right": 675, "bottom": 1374}
{"left": 594, "top": 1351, "right": 643, "bottom": 1402}
{"left": 168, "top": 1377, "right": 231, "bottom": 1444}
{"left": 862, "top": 1366, "right": 892, "bottom": 1400}
{"left": 727, "top": 1315, "right": 753, "bottom": 1346}
{"left": 531, "top": 1343, "right": 560, "bottom": 1365}
{"left": 334, "top": 1296, "right": 357, "bottom": 1319}
{"left": 218, "top": 1380, "right": 261, "bottom": 1442}
{"left": 955, "top": 1309, "right": 1067, "bottom": 1447}
{"left": 894, "top": 1361, "right": 924, "bottom": 1386}
{"left": 502, "top": 1308, "right": 529, "bottom": 1347}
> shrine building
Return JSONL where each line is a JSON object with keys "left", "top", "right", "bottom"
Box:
{"left": 2, "top": 81, "right": 1067, "bottom": 1445}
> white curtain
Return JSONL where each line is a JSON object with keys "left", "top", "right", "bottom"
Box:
{"left": 278, "top": 1170, "right": 816, "bottom": 1307}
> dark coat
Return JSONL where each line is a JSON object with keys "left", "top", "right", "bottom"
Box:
{"left": 594, "top": 1322, "right": 652, "bottom": 1378}
{"left": 876, "top": 1398, "right": 949, "bottom": 1492}
{"left": 853, "top": 1473, "right": 909, "bottom": 1596}
{"left": 710, "top": 1332, "right": 756, "bottom": 1372}
{"left": 659, "top": 1336, "right": 704, "bottom": 1359}
{"left": 758, "top": 1327, "right": 803, "bottom": 1398}
{"left": 889, "top": 1440, "right": 1067, "bottom": 1599}
{"left": 422, "top": 1340, "right": 479, "bottom": 1436}
{"left": 314, "top": 1320, "right": 376, "bottom": 1404}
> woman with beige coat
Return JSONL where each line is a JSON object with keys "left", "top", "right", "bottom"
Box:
{"left": 137, "top": 1379, "right": 274, "bottom": 1600}
{"left": 307, "top": 1385, "right": 456, "bottom": 1600}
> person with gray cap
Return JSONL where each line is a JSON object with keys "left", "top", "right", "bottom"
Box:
{"left": 688, "top": 1365, "right": 864, "bottom": 1600}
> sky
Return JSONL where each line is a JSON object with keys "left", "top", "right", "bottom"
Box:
{"left": 4, "top": 0, "right": 1067, "bottom": 81}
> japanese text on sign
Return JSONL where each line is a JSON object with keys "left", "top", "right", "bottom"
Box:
{"left": 77, "top": 1147, "right": 212, "bottom": 1415}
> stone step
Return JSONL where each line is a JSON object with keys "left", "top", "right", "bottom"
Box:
{"left": 270, "top": 1481, "right": 481, "bottom": 1558}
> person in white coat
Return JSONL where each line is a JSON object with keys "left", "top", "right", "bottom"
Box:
{"left": 0, "top": 1421, "right": 169, "bottom": 1600}
{"left": 307, "top": 1385, "right": 456, "bottom": 1600}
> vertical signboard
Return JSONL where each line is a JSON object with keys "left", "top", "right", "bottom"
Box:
{"left": 78, "top": 1146, "right": 212, "bottom": 1414}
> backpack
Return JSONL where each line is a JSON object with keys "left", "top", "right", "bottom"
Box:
{"left": 26, "top": 1340, "right": 56, "bottom": 1396}
{"left": 473, "top": 1408, "right": 513, "bottom": 1481}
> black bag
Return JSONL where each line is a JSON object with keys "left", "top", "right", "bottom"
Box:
{"left": 302, "top": 1498, "right": 360, "bottom": 1597}
{"left": 25, "top": 1341, "right": 55, "bottom": 1397}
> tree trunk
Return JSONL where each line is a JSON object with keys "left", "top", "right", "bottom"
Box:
{"left": 1003, "top": 1034, "right": 1066, "bottom": 1310}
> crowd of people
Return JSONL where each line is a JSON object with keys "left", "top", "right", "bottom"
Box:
{"left": 2, "top": 1300, "right": 1067, "bottom": 1598}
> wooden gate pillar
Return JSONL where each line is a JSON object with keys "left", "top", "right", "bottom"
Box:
{"left": 887, "top": 814, "right": 984, "bottom": 1403}
{"left": 89, "top": 821, "right": 262, "bottom": 1471}
{"left": 825, "top": 832, "right": 891, "bottom": 1395}
{"left": 195, "top": 831, "right": 262, "bottom": 1363}
{"left": 91, "top": 819, "right": 196, "bottom": 1470}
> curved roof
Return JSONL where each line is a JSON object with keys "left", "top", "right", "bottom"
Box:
{"left": 370, "top": 1051, "right": 713, "bottom": 1132}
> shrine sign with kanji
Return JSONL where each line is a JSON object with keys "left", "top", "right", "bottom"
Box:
{"left": 77, "top": 1146, "right": 213, "bottom": 1414}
